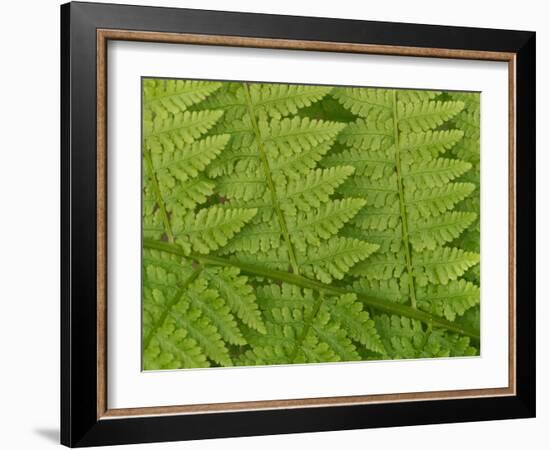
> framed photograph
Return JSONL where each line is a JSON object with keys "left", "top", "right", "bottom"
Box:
{"left": 61, "top": 1, "right": 536, "bottom": 447}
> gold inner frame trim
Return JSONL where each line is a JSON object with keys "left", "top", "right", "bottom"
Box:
{"left": 96, "top": 28, "right": 517, "bottom": 420}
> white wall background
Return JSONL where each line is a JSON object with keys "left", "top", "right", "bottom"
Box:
{"left": 0, "top": 0, "right": 545, "bottom": 448}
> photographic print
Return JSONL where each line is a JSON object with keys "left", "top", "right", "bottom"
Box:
{"left": 141, "top": 78, "right": 481, "bottom": 371}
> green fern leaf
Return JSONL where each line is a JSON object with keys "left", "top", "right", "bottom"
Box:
{"left": 374, "top": 314, "right": 476, "bottom": 359}
{"left": 446, "top": 92, "right": 481, "bottom": 285}
{"left": 397, "top": 100, "right": 464, "bottom": 132}
{"left": 413, "top": 247, "right": 480, "bottom": 286}
{"left": 327, "top": 86, "right": 479, "bottom": 325}
{"left": 338, "top": 113, "right": 393, "bottom": 150}
{"left": 172, "top": 206, "right": 257, "bottom": 254}
{"left": 332, "top": 87, "right": 393, "bottom": 118}
{"left": 281, "top": 166, "right": 355, "bottom": 215}
{"left": 399, "top": 129, "right": 465, "bottom": 159}
{"left": 403, "top": 158, "right": 472, "bottom": 189}
{"left": 406, "top": 183, "right": 476, "bottom": 219}
{"left": 142, "top": 251, "right": 232, "bottom": 368}
{"left": 298, "top": 237, "right": 379, "bottom": 283}
{"left": 352, "top": 277, "right": 409, "bottom": 304}
{"left": 409, "top": 212, "right": 477, "bottom": 250}
{"left": 326, "top": 294, "right": 385, "bottom": 354}
{"left": 239, "top": 284, "right": 382, "bottom": 365}
{"left": 417, "top": 279, "right": 480, "bottom": 321}
{"left": 143, "top": 78, "right": 222, "bottom": 116}
{"left": 241, "top": 83, "right": 334, "bottom": 119}
{"left": 203, "top": 266, "right": 266, "bottom": 334}
{"left": 142, "top": 80, "right": 480, "bottom": 370}
{"left": 144, "top": 110, "right": 224, "bottom": 150}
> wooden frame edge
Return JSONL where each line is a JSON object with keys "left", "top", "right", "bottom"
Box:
{"left": 508, "top": 55, "right": 517, "bottom": 395}
{"left": 97, "top": 29, "right": 515, "bottom": 61}
{"left": 100, "top": 387, "right": 515, "bottom": 419}
{"left": 97, "top": 29, "right": 108, "bottom": 419}
{"left": 95, "top": 28, "right": 517, "bottom": 420}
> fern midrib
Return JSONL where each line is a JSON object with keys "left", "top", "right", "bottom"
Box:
{"left": 143, "top": 149, "right": 174, "bottom": 242}
{"left": 416, "top": 255, "right": 478, "bottom": 267}
{"left": 242, "top": 82, "right": 301, "bottom": 274}
{"left": 263, "top": 126, "right": 332, "bottom": 143}
{"left": 289, "top": 293, "right": 324, "bottom": 362}
{"left": 344, "top": 130, "right": 392, "bottom": 138}
{"left": 143, "top": 239, "right": 479, "bottom": 341}
{"left": 392, "top": 90, "right": 418, "bottom": 309}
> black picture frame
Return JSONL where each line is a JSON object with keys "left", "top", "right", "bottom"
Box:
{"left": 61, "top": 1, "right": 536, "bottom": 447}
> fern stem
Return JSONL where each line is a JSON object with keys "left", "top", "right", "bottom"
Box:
{"left": 142, "top": 266, "right": 203, "bottom": 351}
{"left": 391, "top": 90, "right": 418, "bottom": 309}
{"left": 143, "top": 149, "right": 175, "bottom": 243}
{"left": 242, "top": 83, "right": 301, "bottom": 274}
{"left": 144, "top": 239, "right": 480, "bottom": 342}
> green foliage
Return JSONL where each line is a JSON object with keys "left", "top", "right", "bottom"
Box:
{"left": 142, "top": 78, "right": 481, "bottom": 370}
{"left": 238, "top": 285, "right": 383, "bottom": 365}
{"left": 325, "top": 86, "right": 480, "bottom": 357}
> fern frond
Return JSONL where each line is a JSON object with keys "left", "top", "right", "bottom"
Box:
{"left": 142, "top": 251, "right": 232, "bottom": 368}
{"left": 326, "top": 294, "right": 385, "bottom": 354}
{"left": 352, "top": 277, "right": 408, "bottom": 304}
{"left": 260, "top": 116, "right": 345, "bottom": 156}
{"left": 298, "top": 237, "right": 379, "bottom": 283}
{"left": 349, "top": 252, "right": 406, "bottom": 280}
{"left": 396, "top": 90, "right": 440, "bottom": 103}
{"left": 321, "top": 147, "right": 394, "bottom": 180}
{"left": 203, "top": 266, "right": 266, "bottom": 333}
{"left": 281, "top": 166, "right": 355, "bottom": 215}
{"left": 406, "top": 183, "right": 475, "bottom": 219}
{"left": 403, "top": 158, "right": 472, "bottom": 190}
{"left": 399, "top": 129, "right": 464, "bottom": 159}
{"left": 338, "top": 113, "right": 393, "bottom": 150}
{"left": 332, "top": 87, "right": 392, "bottom": 117}
{"left": 239, "top": 284, "right": 384, "bottom": 365}
{"left": 183, "top": 277, "right": 245, "bottom": 346}
{"left": 173, "top": 206, "right": 257, "bottom": 254}
{"left": 417, "top": 279, "right": 480, "bottom": 321}
{"left": 143, "top": 78, "right": 222, "bottom": 115}
{"left": 352, "top": 205, "right": 401, "bottom": 231}
{"left": 215, "top": 171, "right": 266, "bottom": 201}
{"left": 328, "top": 87, "right": 479, "bottom": 322}
{"left": 220, "top": 198, "right": 366, "bottom": 254}
{"left": 161, "top": 177, "right": 216, "bottom": 215}
{"left": 337, "top": 173, "right": 398, "bottom": 206}
{"left": 288, "top": 198, "right": 367, "bottom": 251}
{"left": 142, "top": 80, "right": 480, "bottom": 370}
{"left": 144, "top": 312, "right": 208, "bottom": 370}
{"left": 241, "top": 83, "right": 333, "bottom": 119}
{"left": 144, "top": 110, "right": 224, "bottom": 150}
{"left": 374, "top": 314, "right": 476, "bottom": 359}
{"left": 447, "top": 92, "right": 481, "bottom": 284}
{"left": 409, "top": 212, "right": 477, "bottom": 251}
{"left": 152, "top": 134, "right": 230, "bottom": 184}
{"left": 269, "top": 141, "right": 334, "bottom": 180}
{"left": 413, "top": 247, "right": 480, "bottom": 286}
{"left": 397, "top": 100, "right": 464, "bottom": 132}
